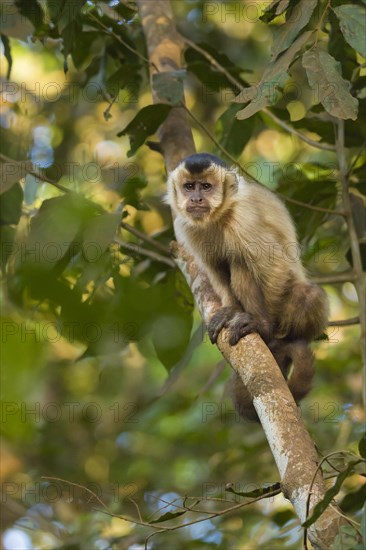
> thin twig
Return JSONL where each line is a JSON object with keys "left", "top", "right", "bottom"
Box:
{"left": 280, "top": 196, "right": 344, "bottom": 215}
{"left": 128, "top": 497, "right": 143, "bottom": 523}
{"left": 41, "top": 476, "right": 108, "bottom": 510}
{"left": 28, "top": 171, "right": 70, "bottom": 193}
{"left": 146, "top": 495, "right": 185, "bottom": 521}
{"left": 262, "top": 108, "right": 335, "bottom": 152}
{"left": 329, "top": 504, "right": 361, "bottom": 528}
{"left": 144, "top": 488, "right": 281, "bottom": 548}
{"left": 116, "top": 238, "right": 176, "bottom": 267}
{"left": 121, "top": 221, "right": 171, "bottom": 254}
{"left": 311, "top": 271, "right": 357, "bottom": 284}
{"left": 328, "top": 317, "right": 360, "bottom": 327}
{"left": 0, "top": 153, "right": 71, "bottom": 193}
{"left": 95, "top": 485, "right": 282, "bottom": 545}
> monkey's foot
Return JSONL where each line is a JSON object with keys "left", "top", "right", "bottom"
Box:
{"left": 208, "top": 308, "right": 258, "bottom": 345}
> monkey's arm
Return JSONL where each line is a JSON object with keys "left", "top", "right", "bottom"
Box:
{"left": 204, "top": 262, "right": 267, "bottom": 345}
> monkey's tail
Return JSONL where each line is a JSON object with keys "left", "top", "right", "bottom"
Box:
{"left": 230, "top": 372, "right": 258, "bottom": 422}
{"left": 284, "top": 340, "right": 315, "bottom": 403}
{"left": 269, "top": 338, "right": 315, "bottom": 402}
{"left": 230, "top": 339, "right": 315, "bottom": 422}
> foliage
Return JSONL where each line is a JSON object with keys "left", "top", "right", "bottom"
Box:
{"left": 0, "top": 1, "right": 365, "bottom": 549}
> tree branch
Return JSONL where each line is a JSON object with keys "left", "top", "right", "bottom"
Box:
{"left": 120, "top": 221, "right": 171, "bottom": 255}
{"left": 115, "top": 238, "right": 175, "bottom": 267}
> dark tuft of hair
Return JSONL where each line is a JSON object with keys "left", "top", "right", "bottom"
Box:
{"left": 182, "top": 153, "right": 227, "bottom": 174}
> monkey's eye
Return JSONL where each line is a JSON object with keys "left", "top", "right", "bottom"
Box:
{"left": 201, "top": 182, "right": 212, "bottom": 191}
{"left": 184, "top": 183, "right": 195, "bottom": 191}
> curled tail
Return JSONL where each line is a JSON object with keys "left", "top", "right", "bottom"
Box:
{"left": 231, "top": 339, "right": 315, "bottom": 422}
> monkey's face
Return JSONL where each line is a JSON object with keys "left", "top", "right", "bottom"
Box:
{"left": 168, "top": 163, "right": 232, "bottom": 224}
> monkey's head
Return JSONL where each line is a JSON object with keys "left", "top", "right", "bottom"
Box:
{"left": 166, "top": 153, "right": 238, "bottom": 224}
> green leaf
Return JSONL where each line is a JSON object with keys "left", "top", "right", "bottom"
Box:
{"left": 333, "top": 5, "right": 366, "bottom": 59}
{"left": 329, "top": 11, "right": 359, "bottom": 82}
{"left": 23, "top": 194, "right": 99, "bottom": 271}
{"left": 303, "top": 460, "right": 363, "bottom": 528}
{"left": 0, "top": 226, "right": 15, "bottom": 271}
{"left": 184, "top": 43, "right": 248, "bottom": 93}
{"left": 152, "top": 509, "right": 187, "bottom": 523}
{"left": 152, "top": 271, "right": 193, "bottom": 370}
{"left": 333, "top": 524, "right": 363, "bottom": 550}
{"left": 114, "top": 2, "right": 137, "bottom": 21}
{"left": 70, "top": 30, "right": 101, "bottom": 70}
{"left": 216, "top": 105, "right": 256, "bottom": 156}
{"left": 14, "top": 0, "right": 45, "bottom": 31}
{"left": 340, "top": 484, "right": 366, "bottom": 513}
{"left": 61, "top": 17, "right": 82, "bottom": 59}
{"left": 359, "top": 433, "right": 366, "bottom": 458}
{"left": 0, "top": 160, "right": 32, "bottom": 194}
{"left": 271, "top": 0, "right": 318, "bottom": 59}
{"left": 226, "top": 482, "right": 281, "bottom": 498}
{"left": 0, "top": 34, "right": 12, "bottom": 79}
{"left": 186, "top": 61, "right": 234, "bottom": 92}
{"left": 235, "top": 31, "right": 312, "bottom": 120}
{"left": 152, "top": 71, "right": 186, "bottom": 105}
{"left": 117, "top": 104, "right": 173, "bottom": 157}
{"left": 302, "top": 48, "right": 358, "bottom": 120}
{"left": 277, "top": 168, "right": 338, "bottom": 243}
{"left": 118, "top": 175, "right": 148, "bottom": 209}
{"left": 46, "top": 0, "right": 63, "bottom": 21}
{"left": 106, "top": 64, "right": 141, "bottom": 97}
{"left": 82, "top": 212, "right": 121, "bottom": 260}
{"left": 0, "top": 182, "right": 23, "bottom": 225}
{"left": 57, "top": 0, "right": 86, "bottom": 33}
{"left": 271, "top": 509, "right": 295, "bottom": 526}
{"left": 260, "top": 0, "right": 291, "bottom": 23}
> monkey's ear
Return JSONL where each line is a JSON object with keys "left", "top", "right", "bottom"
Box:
{"left": 225, "top": 170, "right": 239, "bottom": 193}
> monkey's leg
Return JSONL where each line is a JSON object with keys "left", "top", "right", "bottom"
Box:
{"left": 279, "top": 282, "right": 329, "bottom": 341}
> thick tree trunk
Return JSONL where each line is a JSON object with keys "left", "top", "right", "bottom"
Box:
{"left": 135, "top": 1, "right": 345, "bottom": 547}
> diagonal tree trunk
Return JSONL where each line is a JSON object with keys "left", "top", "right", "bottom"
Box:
{"left": 135, "top": 1, "right": 346, "bottom": 547}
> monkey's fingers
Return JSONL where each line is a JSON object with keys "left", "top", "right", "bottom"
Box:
{"left": 227, "top": 313, "right": 258, "bottom": 346}
{"left": 208, "top": 307, "right": 239, "bottom": 343}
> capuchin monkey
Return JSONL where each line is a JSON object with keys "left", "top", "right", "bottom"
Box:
{"left": 166, "top": 153, "right": 329, "bottom": 421}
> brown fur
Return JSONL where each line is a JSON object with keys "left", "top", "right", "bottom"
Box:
{"left": 166, "top": 154, "right": 329, "bottom": 421}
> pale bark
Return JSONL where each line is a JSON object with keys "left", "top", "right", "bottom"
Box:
{"left": 135, "top": 1, "right": 345, "bottom": 547}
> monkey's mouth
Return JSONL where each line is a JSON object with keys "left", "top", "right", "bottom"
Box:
{"left": 186, "top": 206, "right": 210, "bottom": 217}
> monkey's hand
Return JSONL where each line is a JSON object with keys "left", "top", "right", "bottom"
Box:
{"left": 208, "top": 307, "right": 259, "bottom": 346}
